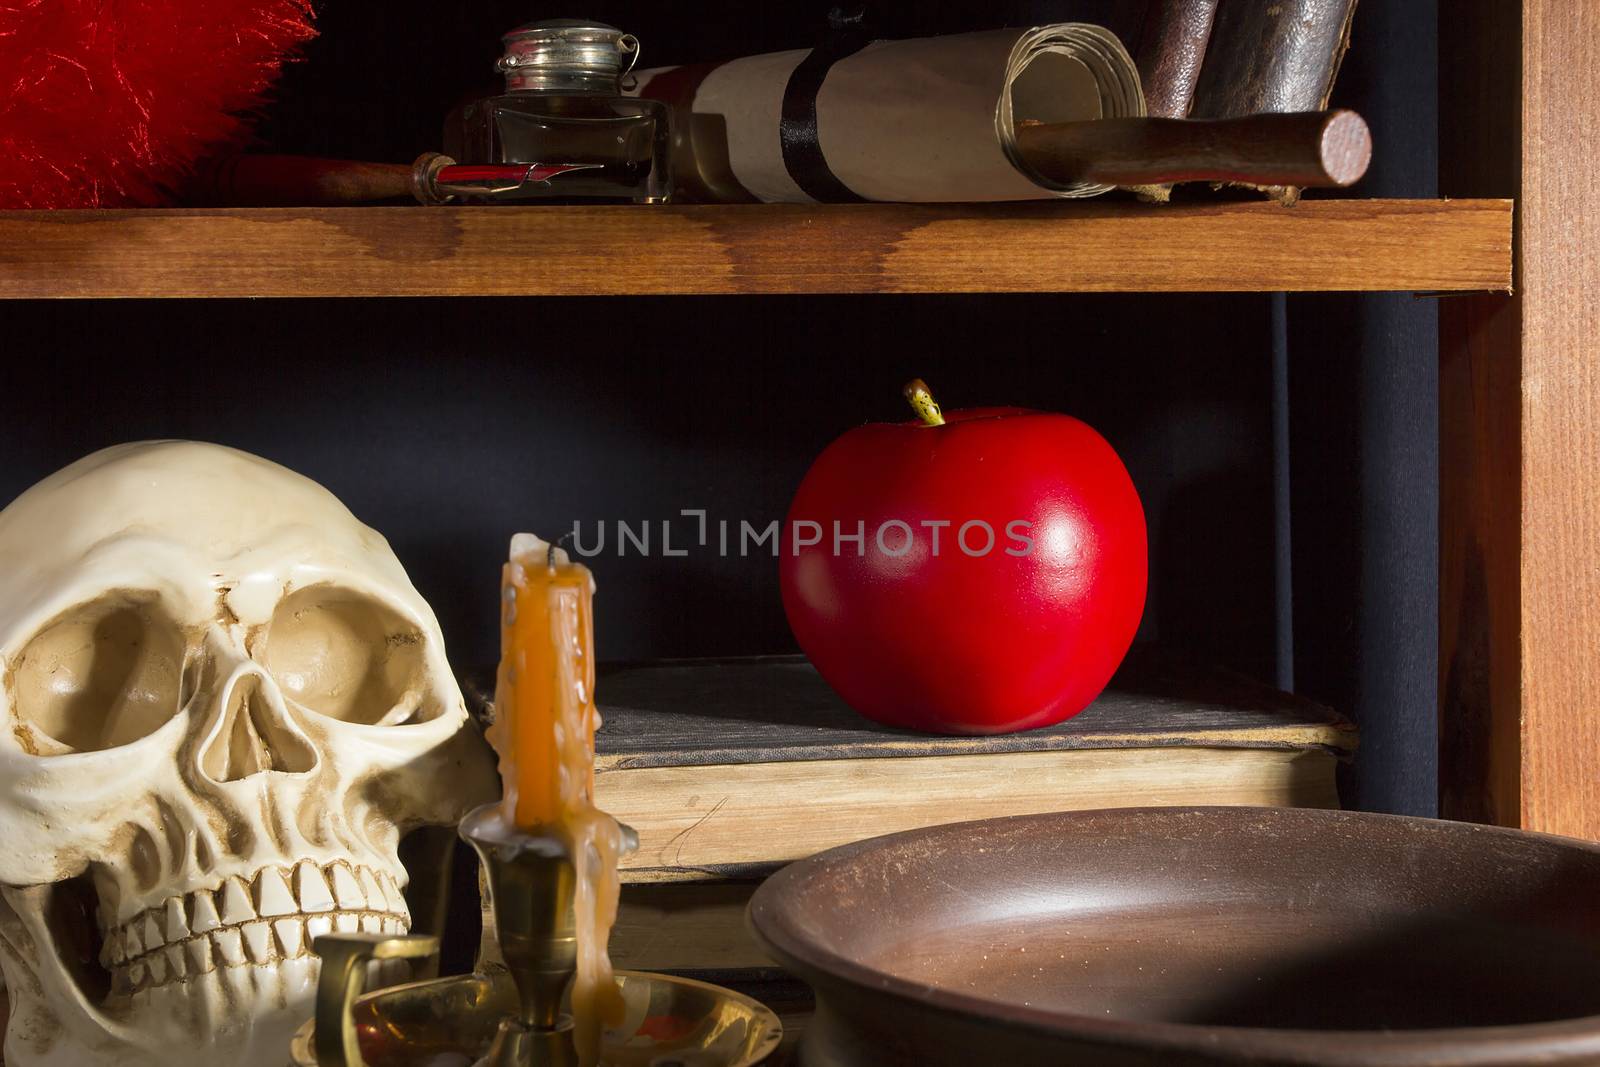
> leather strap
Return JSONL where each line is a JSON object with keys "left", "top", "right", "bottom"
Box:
{"left": 779, "top": 6, "right": 872, "bottom": 203}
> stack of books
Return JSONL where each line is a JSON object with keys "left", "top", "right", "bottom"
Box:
{"left": 583, "top": 650, "right": 1355, "bottom": 976}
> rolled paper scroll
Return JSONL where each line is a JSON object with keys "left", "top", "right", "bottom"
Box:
{"left": 631, "top": 24, "right": 1144, "bottom": 204}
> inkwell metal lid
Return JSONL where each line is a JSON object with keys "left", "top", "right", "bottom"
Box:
{"left": 497, "top": 19, "right": 640, "bottom": 91}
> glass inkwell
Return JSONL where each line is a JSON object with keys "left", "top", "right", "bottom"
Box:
{"left": 441, "top": 20, "right": 671, "bottom": 204}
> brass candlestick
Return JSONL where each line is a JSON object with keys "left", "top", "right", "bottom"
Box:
{"left": 290, "top": 805, "right": 778, "bottom": 1067}
{"left": 459, "top": 802, "right": 618, "bottom": 1067}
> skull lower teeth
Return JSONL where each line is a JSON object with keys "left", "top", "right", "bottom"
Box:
{"left": 100, "top": 862, "right": 409, "bottom": 995}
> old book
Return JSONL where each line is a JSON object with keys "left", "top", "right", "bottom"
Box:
{"left": 610, "top": 880, "right": 773, "bottom": 974}
{"left": 590, "top": 650, "right": 1355, "bottom": 884}
{"left": 1190, "top": 0, "right": 1360, "bottom": 200}
{"left": 1191, "top": 0, "right": 1358, "bottom": 116}
{"left": 1126, "top": 0, "right": 1219, "bottom": 201}
{"left": 1134, "top": 0, "right": 1220, "bottom": 118}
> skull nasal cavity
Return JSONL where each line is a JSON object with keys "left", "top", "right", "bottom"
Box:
{"left": 202, "top": 675, "right": 316, "bottom": 781}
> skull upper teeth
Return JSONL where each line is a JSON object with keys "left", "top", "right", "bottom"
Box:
{"left": 101, "top": 863, "right": 409, "bottom": 994}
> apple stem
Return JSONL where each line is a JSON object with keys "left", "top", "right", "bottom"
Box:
{"left": 902, "top": 379, "right": 946, "bottom": 427}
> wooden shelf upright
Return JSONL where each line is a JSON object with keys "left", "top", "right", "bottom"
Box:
{"left": 1439, "top": 0, "right": 1600, "bottom": 838}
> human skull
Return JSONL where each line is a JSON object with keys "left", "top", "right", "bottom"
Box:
{"left": 0, "top": 442, "right": 496, "bottom": 1066}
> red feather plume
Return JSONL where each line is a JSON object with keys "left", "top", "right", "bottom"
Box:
{"left": 0, "top": 0, "right": 317, "bottom": 208}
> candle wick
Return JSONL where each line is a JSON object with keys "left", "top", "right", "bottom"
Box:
{"left": 550, "top": 531, "right": 575, "bottom": 569}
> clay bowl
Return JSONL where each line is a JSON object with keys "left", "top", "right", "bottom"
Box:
{"left": 749, "top": 807, "right": 1600, "bottom": 1067}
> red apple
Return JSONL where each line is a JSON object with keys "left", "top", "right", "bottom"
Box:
{"left": 780, "top": 380, "right": 1147, "bottom": 734}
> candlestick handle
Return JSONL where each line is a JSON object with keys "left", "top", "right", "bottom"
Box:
{"left": 310, "top": 932, "right": 442, "bottom": 1067}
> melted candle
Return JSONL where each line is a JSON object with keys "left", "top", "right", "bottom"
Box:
{"left": 485, "top": 533, "right": 627, "bottom": 1067}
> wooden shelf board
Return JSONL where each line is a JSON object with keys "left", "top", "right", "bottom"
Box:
{"left": 0, "top": 199, "right": 1510, "bottom": 299}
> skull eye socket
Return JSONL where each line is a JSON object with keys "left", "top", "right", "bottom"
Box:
{"left": 262, "top": 586, "right": 430, "bottom": 726}
{"left": 10, "top": 595, "right": 185, "bottom": 753}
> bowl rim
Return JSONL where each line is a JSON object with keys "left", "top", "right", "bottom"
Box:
{"left": 748, "top": 806, "right": 1600, "bottom": 1065}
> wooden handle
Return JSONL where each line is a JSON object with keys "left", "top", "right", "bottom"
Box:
{"left": 1015, "top": 110, "right": 1372, "bottom": 189}
{"left": 192, "top": 154, "right": 415, "bottom": 205}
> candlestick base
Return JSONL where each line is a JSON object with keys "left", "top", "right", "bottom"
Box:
{"left": 289, "top": 802, "right": 776, "bottom": 1067}
{"left": 472, "top": 1016, "right": 579, "bottom": 1067}
{"left": 288, "top": 949, "right": 781, "bottom": 1067}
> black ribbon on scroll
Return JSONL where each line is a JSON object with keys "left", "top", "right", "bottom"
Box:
{"left": 780, "top": 5, "right": 873, "bottom": 202}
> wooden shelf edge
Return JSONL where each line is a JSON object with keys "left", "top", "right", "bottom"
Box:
{"left": 0, "top": 198, "right": 1511, "bottom": 299}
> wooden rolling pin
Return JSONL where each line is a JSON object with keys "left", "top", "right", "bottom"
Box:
{"left": 192, "top": 109, "right": 1370, "bottom": 205}
{"left": 1014, "top": 109, "right": 1371, "bottom": 189}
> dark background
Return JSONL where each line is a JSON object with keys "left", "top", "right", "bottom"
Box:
{"left": 0, "top": 1, "right": 1437, "bottom": 816}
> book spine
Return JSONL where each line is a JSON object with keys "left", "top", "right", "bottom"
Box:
{"left": 1191, "top": 0, "right": 1359, "bottom": 118}
{"left": 610, "top": 881, "right": 771, "bottom": 972}
{"left": 1188, "top": 0, "right": 1360, "bottom": 202}
{"left": 1123, "top": 0, "right": 1220, "bottom": 202}
{"left": 1135, "top": 0, "right": 1220, "bottom": 118}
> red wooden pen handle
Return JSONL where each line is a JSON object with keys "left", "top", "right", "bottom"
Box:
{"left": 191, "top": 153, "right": 416, "bottom": 205}
{"left": 191, "top": 154, "right": 600, "bottom": 204}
